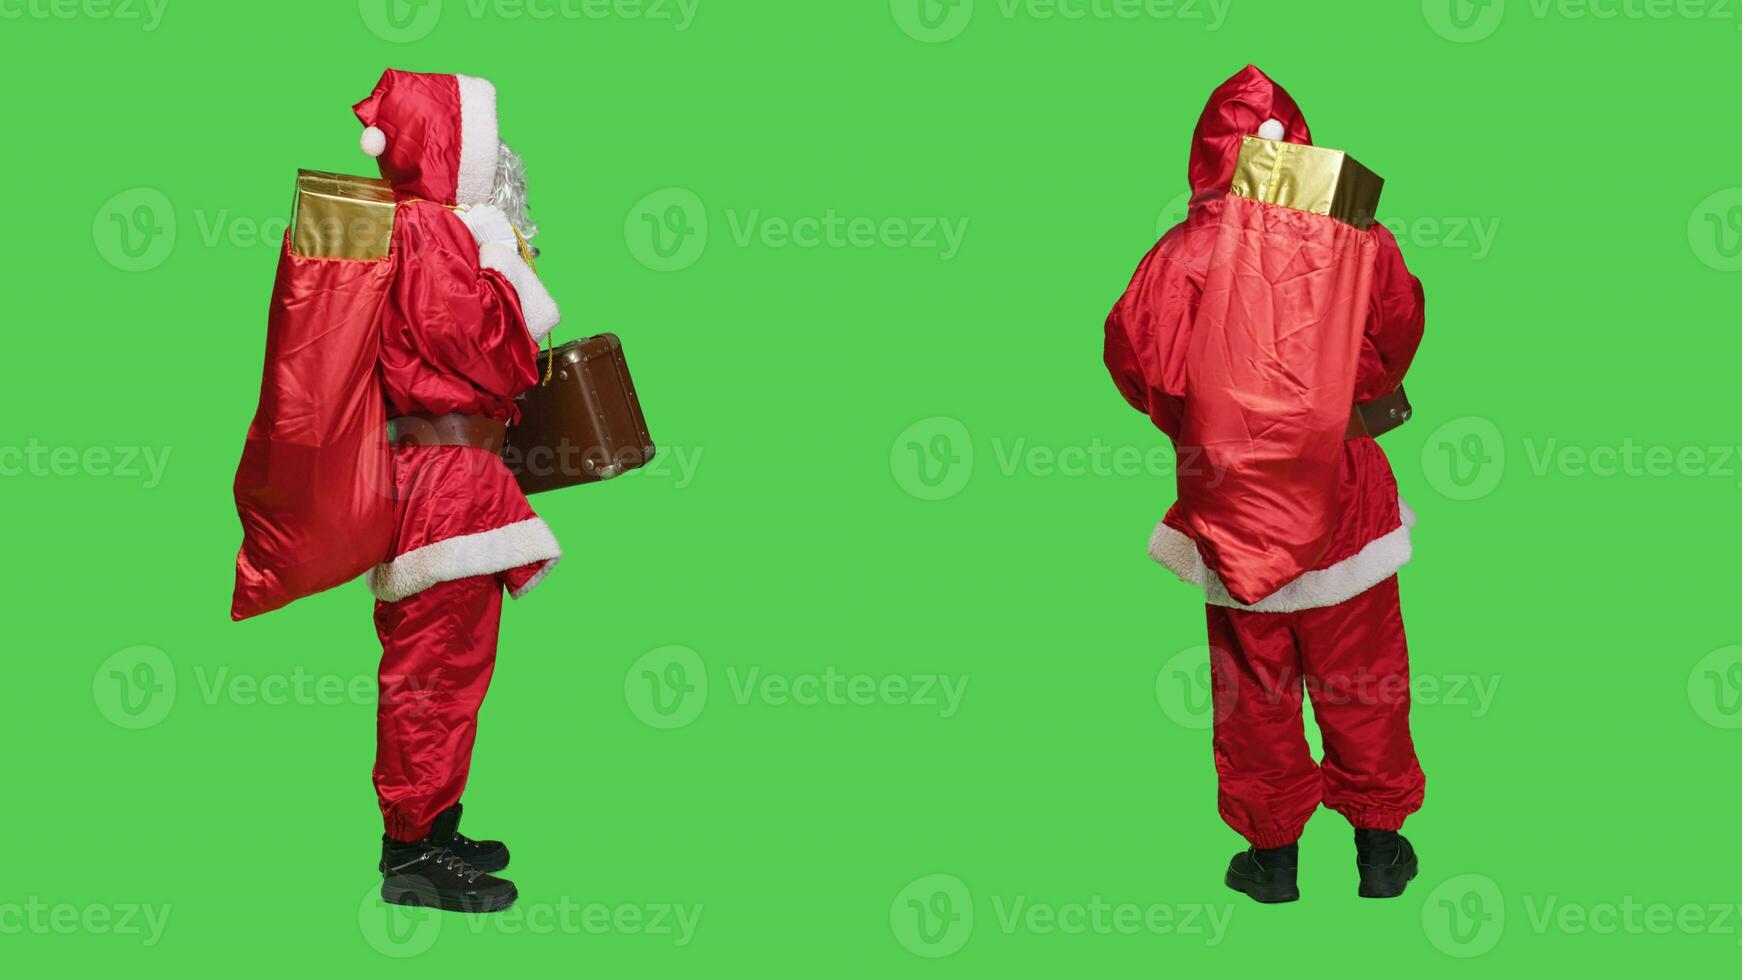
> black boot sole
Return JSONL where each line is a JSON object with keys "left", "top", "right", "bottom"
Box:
{"left": 1357, "top": 855, "right": 1419, "bottom": 899}
{"left": 1224, "top": 870, "right": 1300, "bottom": 904}
{"left": 381, "top": 876, "right": 518, "bottom": 914}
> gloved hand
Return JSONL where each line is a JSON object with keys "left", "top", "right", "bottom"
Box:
{"left": 457, "top": 204, "right": 519, "bottom": 249}
{"left": 463, "top": 203, "right": 560, "bottom": 343}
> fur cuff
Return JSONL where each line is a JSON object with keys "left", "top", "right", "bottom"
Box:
{"left": 370, "top": 517, "right": 562, "bottom": 603}
{"left": 1147, "top": 499, "right": 1417, "bottom": 613}
{"left": 478, "top": 240, "right": 560, "bottom": 343}
{"left": 508, "top": 557, "right": 560, "bottom": 600}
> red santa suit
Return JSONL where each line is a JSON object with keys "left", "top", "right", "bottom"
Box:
{"left": 352, "top": 69, "right": 563, "bottom": 842}
{"left": 1104, "top": 66, "right": 1427, "bottom": 848}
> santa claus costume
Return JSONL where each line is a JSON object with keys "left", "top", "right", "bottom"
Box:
{"left": 355, "top": 68, "right": 563, "bottom": 913}
{"left": 1104, "top": 66, "right": 1427, "bottom": 903}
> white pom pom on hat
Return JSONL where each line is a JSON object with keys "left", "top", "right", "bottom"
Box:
{"left": 360, "top": 126, "right": 386, "bottom": 157}
{"left": 1257, "top": 118, "right": 1285, "bottom": 141}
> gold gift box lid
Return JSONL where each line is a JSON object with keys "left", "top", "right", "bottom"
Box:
{"left": 1229, "top": 136, "right": 1384, "bottom": 229}
{"left": 291, "top": 169, "right": 397, "bottom": 260}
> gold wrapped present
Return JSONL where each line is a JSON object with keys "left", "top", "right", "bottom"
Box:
{"left": 1229, "top": 136, "right": 1383, "bottom": 229}
{"left": 290, "top": 170, "right": 396, "bottom": 259}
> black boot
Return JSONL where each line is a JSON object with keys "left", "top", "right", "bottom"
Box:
{"left": 380, "top": 808, "right": 516, "bottom": 913}
{"left": 377, "top": 804, "right": 510, "bottom": 874}
{"left": 435, "top": 803, "right": 510, "bottom": 873}
{"left": 1224, "top": 843, "right": 1299, "bottom": 904}
{"left": 1353, "top": 829, "right": 1418, "bottom": 899}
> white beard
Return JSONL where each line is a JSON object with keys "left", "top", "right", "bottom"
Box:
{"left": 488, "top": 140, "right": 538, "bottom": 243}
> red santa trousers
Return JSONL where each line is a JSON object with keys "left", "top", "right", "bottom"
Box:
{"left": 372, "top": 565, "right": 540, "bottom": 842}
{"left": 1203, "top": 575, "right": 1425, "bottom": 848}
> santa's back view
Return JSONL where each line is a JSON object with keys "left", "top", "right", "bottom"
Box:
{"left": 1104, "top": 64, "right": 1428, "bottom": 904}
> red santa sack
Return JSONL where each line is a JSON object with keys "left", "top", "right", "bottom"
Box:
{"left": 1179, "top": 188, "right": 1377, "bottom": 605}
{"left": 231, "top": 234, "right": 394, "bottom": 620}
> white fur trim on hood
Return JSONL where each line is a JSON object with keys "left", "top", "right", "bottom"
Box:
{"left": 455, "top": 74, "right": 499, "bottom": 208}
{"left": 369, "top": 517, "right": 561, "bottom": 602}
{"left": 1147, "top": 499, "right": 1417, "bottom": 613}
{"left": 477, "top": 240, "right": 560, "bottom": 342}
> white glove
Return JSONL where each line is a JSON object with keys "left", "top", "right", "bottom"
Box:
{"left": 457, "top": 204, "right": 518, "bottom": 249}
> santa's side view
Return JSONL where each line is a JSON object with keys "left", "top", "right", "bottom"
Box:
{"left": 1104, "top": 65, "right": 1428, "bottom": 904}
{"left": 354, "top": 69, "right": 562, "bottom": 915}
{"left": 232, "top": 68, "right": 569, "bottom": 914}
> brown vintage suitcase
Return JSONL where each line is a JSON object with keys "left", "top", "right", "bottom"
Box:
{"left": 505, "top": 334, "right": 656, "bottom": 494}
{"left": 1356, "top": 386, "right": 1413, "bottom": 438}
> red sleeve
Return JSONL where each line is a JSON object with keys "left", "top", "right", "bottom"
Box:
{"left": 1104, "top": 225, "right": 1196, "bottom": 440}
{"left": 388, "top": 203, "right": 539, "bottom": 402}
{"left": 1353, "top": 223, "right": 1426, "bottom": 402}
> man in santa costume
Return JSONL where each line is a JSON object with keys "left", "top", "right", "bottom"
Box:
{"left": 352, "top": 68, "right": 563, "bottom": 913}
{"left": 1104, "top": 65, "right": 1427, "bottom": 903}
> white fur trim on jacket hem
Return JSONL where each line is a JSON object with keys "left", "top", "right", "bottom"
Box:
{"left": 369, "top": 517, "right": 562, "bottom": 603}
{"left": 478, "top": 240, "right": 560, "bottom": 343}
{"left": 454, "top": 74, "right": 499, "bottom": 208}
{"left": 1147, "top": 499, "right": 1417, "bottom": 613}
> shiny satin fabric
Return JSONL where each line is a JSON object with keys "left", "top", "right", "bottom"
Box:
{"left": 1204, "top": 576, "right": 1425, "bottom": 847}
{"left": 374, "top": 574, "right": 503, "bottom": 842}
{"left": 1180, "top": 193, "right": 1378, "bottom": 605}
{"left": 1158, "top": 437, "right": 1405, "bottom": 579}
{"left": 1188, "top": 65, "right": 1312, "bottom": 208}
{"left": 353, "top": 69, "right": 464, "bottom": 206}
{"left": 371, "top": 201, "right": 552, "bottom": 582}
{"left": 1104, "top": 64, "right": 1425, "bottom": 603}
{"left": 231, "top": 236, "right": 396, "bottom": 620}
{"left": 379, "top": 202, "right": 536, "bottom": 423}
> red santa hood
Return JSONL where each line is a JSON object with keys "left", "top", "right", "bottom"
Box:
{"left": 1187, "top": 65, "right": 1312, "bottom": 205}
{"left": 353, "top": 69, "right": 499, "bottom": 207}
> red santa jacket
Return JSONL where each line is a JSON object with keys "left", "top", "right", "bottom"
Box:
{"left": 1104, "top": 65, "right": 1426, "bottom": 612}
{"left": 354, "top": 69, "right": 563, "bottom": 602}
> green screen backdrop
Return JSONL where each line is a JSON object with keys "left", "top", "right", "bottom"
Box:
{"left": 3, "top": 0, "right": 1739, "bottom": 975}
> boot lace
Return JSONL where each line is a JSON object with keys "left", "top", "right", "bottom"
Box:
{"left": 424, "top": 845, "right": 484, "bottom": 883}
